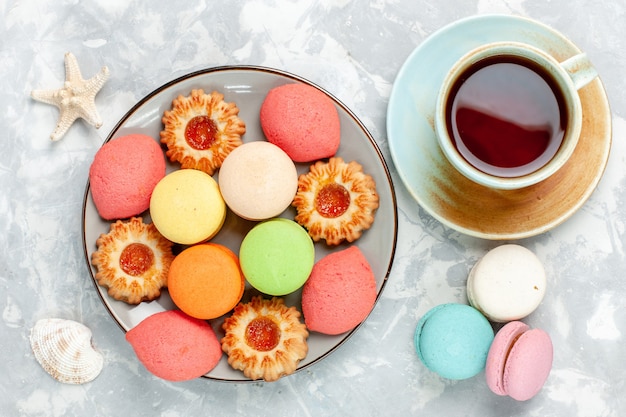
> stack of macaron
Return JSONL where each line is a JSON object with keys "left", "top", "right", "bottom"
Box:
{"left": 414, "top": 244, "right": 553, "bottom": 401}
{"left": 88, "top": 82, "right": 381, "bottom": 382}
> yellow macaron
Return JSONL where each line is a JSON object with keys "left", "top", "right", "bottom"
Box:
{"left": 150, "top": 169, "right": 226, "bottom": 245}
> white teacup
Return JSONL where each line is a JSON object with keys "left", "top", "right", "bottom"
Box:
{"left": 434, "top": 41, "right": 598, "bottom": 190}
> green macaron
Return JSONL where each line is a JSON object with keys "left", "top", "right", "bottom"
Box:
{"left": 239, "top": 218, "right": 315, "bottom": 296}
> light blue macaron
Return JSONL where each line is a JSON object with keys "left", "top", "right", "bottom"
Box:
{"left": 414, "top": 303, "right": 494, "bottom": 380}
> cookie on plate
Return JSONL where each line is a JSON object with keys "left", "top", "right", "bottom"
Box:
{"left": 293, "top": 157, "right": 379, "bottom": 245}
{"left": 221, "top": 296, "right": 309, "bottom": 382}
{"left": 160, "top": 89, "right": 245, "bottom": 175}
{"left": 91, "top": 217, "right": 174, "bottom": 304}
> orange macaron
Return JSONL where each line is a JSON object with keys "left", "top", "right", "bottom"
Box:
{"left": 167, "top": 243, "right": 245, "bottom": 320}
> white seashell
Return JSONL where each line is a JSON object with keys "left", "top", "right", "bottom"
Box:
{"left": 30, "top": 318, "right": 104, "bottom": 384}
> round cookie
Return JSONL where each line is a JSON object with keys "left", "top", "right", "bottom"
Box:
{"left": 221, "top": 296, "right": 309, "bottom": 382}
{"left": 466, "top": 244, "right": 546, "bottom": 322}
{"left": 485, "top": 321, "right": 553, "bottom": 401}
{"left": 89, "top": 134, "right": 166, "bottom": 220}
{"left": 293, "top": 157, "right": 379, "bottom": 245}
{"left": 301, "top": 246, "right": 377, "bottom": 335}
{"left": 91, "top": 217, "right": 174, "bottom": 305}
{"left": 126, "top": 310, "right": 222, "bottom": 381}
{"left": 239, "top": 218, "right": 314, "bottom": 296}
{"left": 260, "top": 83, "right": 340, "bottom": 162}
{"left": 160, "top": 89, "right": 245, "bottom": 176}
{"left": 167, "top": 243, "right": 245, "bottom": 320}
{"left": 218, "top": 141, "right": 298, "bottom": 221}
{"left": 414, "top": 303, "right": 494, "bottom": 380}
{"left": 149, "top": 169, "right": 226, "bottom": 245}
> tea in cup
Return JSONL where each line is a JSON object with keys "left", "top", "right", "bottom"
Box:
{"left": 435, "top": 41, "right": 598, "bottom": 190}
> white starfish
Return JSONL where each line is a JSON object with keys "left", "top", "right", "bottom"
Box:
{"left": 31, "top": 52, "right": 110, "bottom": 141}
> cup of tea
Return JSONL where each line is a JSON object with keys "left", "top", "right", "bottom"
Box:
{"left": 434, "top": 41, "right": 598, "bottom": 190}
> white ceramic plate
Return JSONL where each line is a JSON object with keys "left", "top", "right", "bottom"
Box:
{"left": 387, "top": 15, "right": 611, "bottom": 240}
{"left": 82, "top": 66, "right": 397, "bottom": 382}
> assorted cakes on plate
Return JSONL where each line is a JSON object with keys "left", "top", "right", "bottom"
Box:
{"left": 86, "top": 81, "right": 382, "bottom": 382}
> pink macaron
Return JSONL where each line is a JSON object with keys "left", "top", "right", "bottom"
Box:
{"left": 260, "top": 83, "right": 340, "bottom": 162}
{"left": 89, "top": 134, "right": 166, "bottom": 220}
{"left": 485, "top": 321, "right": 553, "bottom": 401}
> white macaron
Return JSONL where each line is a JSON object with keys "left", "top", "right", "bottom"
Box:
{"left": 466, "top": 244, "right": 546, "bottom": 323}
{"left": 218, "top": 141, "right": 298, "bottom": 221}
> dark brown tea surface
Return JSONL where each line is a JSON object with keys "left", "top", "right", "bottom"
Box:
{"left": 446, "top": 56, "right": 566, "bottom": 177}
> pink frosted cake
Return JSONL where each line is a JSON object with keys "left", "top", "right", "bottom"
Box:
{"left": 260, "top": 83, "right": 340, "bottom": 162}
{"left": 126, "top": 310, "right": 222, "bottom": 381}
{"left": 89, "top": 134, "right": 166, "bottom": 220}
{"left": 301, "top": 246, "right": 377, "bottom": 335}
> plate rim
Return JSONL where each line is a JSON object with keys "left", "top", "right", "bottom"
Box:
{"left": 81, "top": 64, "right": 399, "bottom": 382}
{"left": 386, "top": 14, "right": 612, "bottom": 240}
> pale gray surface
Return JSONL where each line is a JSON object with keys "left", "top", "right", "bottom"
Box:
{"left": 2, "top": 0, "right": 625, "bottom": 416}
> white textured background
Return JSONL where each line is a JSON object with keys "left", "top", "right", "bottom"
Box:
{"left": 2, "top": 0, "right": 625, "bottom": 416}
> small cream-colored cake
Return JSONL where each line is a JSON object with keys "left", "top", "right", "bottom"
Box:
{"left": 466, "top": 244, "right": 546, "bottom": 322}
{"left": 218, "top": 141, "right": 298, "bottom": 221}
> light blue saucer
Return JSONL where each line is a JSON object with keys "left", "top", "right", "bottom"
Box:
{"left": 387, "top": 14, "right": 611, "bottom": 240}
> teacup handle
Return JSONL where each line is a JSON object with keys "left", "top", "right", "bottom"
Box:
{"left": 560, "top": 53, "right": 598, "bottom": 90}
